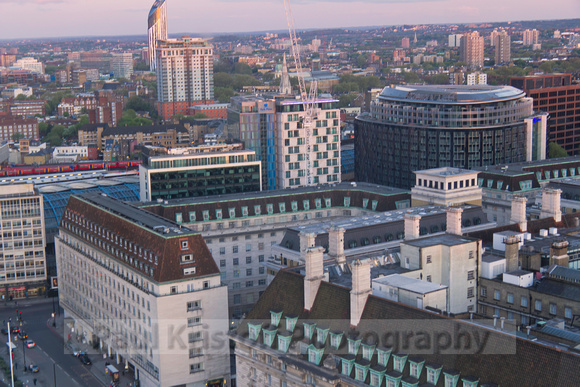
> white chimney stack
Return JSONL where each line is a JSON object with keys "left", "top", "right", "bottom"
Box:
{"left": 350, "top": 259, "right": 372, "bottom": 328}
{"left": 299, "top": 232, "right": 317, "bottom": 253}
{"left": 510, "top": 196, "right": 527, "bottom": 232}
{"left": 328, "top": 226, "right": 346, "bottom": 265}
{"left": 446, "top": 207, "right": 463, "bottom": 236}
{"left": 404, "top": 213, "right": 421, "bottom": 240}
{"left": 304, "top": 246, "right": 325, "bottom": 311}
{"left": 540, "top": 188, "right": 562, "bottom": 222}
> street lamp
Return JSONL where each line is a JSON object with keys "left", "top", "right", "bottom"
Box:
{"left": 22, "top": 339, "right": 26, "bottom": 373}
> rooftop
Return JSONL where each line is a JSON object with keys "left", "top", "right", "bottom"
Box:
{"left": 413, "top": 167, "right": 478, "bottom": 177}
{"left": 378, "top": 85, "right": 526, "bottom": 104}
{"left": 234, "top": 270, "right": 580, "bottom": 387}
{"left": 373, "top": 274, "right": 448, "bottom": 294}
{"left": 78, "top": 193, "right": 192, "bottom": 238}
{"left": 141, "top": 182, "right": 409, "bottom": 207}
{"left": 403, "top": 233, "right": 478, "bottom": 248}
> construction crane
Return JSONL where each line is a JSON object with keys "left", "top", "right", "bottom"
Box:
{"left": 283, "top": 0, "right": 317, "bottom": 185}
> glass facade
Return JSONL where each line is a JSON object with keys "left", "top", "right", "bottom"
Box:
{"left": 149, "top": 166, "right": 261, "bottom": 200}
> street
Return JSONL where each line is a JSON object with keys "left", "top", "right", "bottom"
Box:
{"left": 0, "top": 298, "right": 105, "bottom": 387}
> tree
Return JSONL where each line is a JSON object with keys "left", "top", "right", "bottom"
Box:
{"left": 548, "top": 142, "right": 569, "bottom": 158}
{"left": 38, "top": 122, "right": 50, "bottom": 136}
{"left": 15, "top": 94, "right": 28, "bottom": 101}
{"left": 125, "top": 96, "right": 151, "bottom": 112}
{"left": 11, "top": 133, "right": 24, "bottom": 142}
{"left": 117, "top": 109, "right": 153, "bottom": 127}
{"left": 234, "top": 62, "right": 252, "bottom": 75}
{"left": 193, "top": 113, "right": 208, "bottom": 119}
{"left": 214, "top": 87, "right": 235, "bottom": 103}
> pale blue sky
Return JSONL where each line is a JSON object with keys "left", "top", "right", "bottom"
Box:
{"left": 1, "top": 0, "right": 579, "bottom": 40}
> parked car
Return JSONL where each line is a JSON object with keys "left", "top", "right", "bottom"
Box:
{"left": 79, "top": 354, "right": 91, "bottom": 365}
{"left": 28, "top": 364, "right": 39, "bottom": 373}
{"left": 25, "top": 340, "right": 35, "bottom": 348}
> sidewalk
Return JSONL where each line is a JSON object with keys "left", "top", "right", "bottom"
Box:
{"left": 48, "top": 314, "right": 137, "bottom": 387}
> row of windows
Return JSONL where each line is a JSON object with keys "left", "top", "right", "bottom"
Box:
{"left": 483, "top": 287, "right": 574, "bottom": 318}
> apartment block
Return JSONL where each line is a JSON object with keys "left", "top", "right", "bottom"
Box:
{"left": 0, "top": 184, "right": 47, "bottom": 299}
{"left": 156, "top": 37, "right": 214, "bottom": 120}
{"left": 55, "top": 194, "right": 230, "bottom": 387}
{"left": 275, "top": 97, "right": 341, "bottom": 188}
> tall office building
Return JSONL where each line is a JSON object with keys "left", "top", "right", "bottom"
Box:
{"left": 460, "top": 31, "right": 484, "bottom": 69}
{"left": 111, "top": 53, "right": 133, "bottom": 79}
{"left": 523, "top": 29, "right": 540, "bottom": 46}
{"left": 0, "top": 184, "right": 47, "bottom": 299}
{"left": 56, "top": 194, "right": 230, "bottom": 387}
{"left": 228, "top": 96, "right": 278, "bottom": 190}
{"left": 510, "top": 74, "right": 580, "bottom": 155}
{"left": 147, "top": 0, "right": 168, "bottom": 71}
{"left": 495, "top": 30, "right": 511, "bottom": 65}
{"left": 156, "top": 37, "right": 214, "bottom": 121}
{"left": 355, "top": 85, "right": 547, "bottom": 189}
{"left": 401, "top": 37, "right": 410, "bottom": 48}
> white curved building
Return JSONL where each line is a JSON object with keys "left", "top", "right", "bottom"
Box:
{"left": 147, "top": 0, "right": 168, "bottom": 71}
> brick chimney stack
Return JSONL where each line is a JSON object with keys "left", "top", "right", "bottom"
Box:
{"left": 404, "top": 213, "right": 421, "bottom": 240}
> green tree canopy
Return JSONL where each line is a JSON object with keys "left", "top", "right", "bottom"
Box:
{"left": 548, "top": 142, "right": 569, "bottom": 158}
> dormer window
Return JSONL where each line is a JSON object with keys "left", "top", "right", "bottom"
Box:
{"left": 216, "top": 209, "right": 222, "bottom": 220}
{"left": 303, "top": 200, "right": 310, "bottom": 210}
{"left": 285, "top": 315, "right": 298, "bottom": 332}
{"left": 316, "top": 326, "right": 329, "bottom": 345}
{"left": 426, "top": 364, "right": 442, "bottom": 384}
{"left": 254, "top": 205, "right": 261, "bottom": 215}
{"left": 278, "top": 333, "right": 291, "bottom": 353}
{"left": 183, "top": 267, "right": 196, "bottom": 275}
{"left": 443, "top": 371, "right": 460, "bottom": 387}
{"left": 180, "top": 254, "right": 194, "bottom": 263}
{"left": 408, "top": 358, "right": 425, "bottom": 379}
{"left": 263, "top": 327, "right": 277, "bottom": 347}
{"left": 329, "top": 331, "right": 343, "bottom": 349}
{"left": 341, "top": 356, "right": 355, "bottom": 376}
{"left": 303, "top": 322, "right": 316, "bottom": 340}
{"left": 461, "top": 376, "right": 479, "bottom": 387}
{"left": 307, "top": 344, "right": 324, "bottom": 365}
{"left": 248, "top": 323, "right": 262, "bottom": 341}
{"left": 377, "top": 347, "right": 392, "bottom": 367}
{"left": 354, "top": 362, "right": 370, "bottom": 382}
{"left": 180, "top": 240, "right": 188, "bottom": 250}
{"left": 270, "top": 310, "right": 282, "bottom": 327}
{"left": 362, "top": 344, "right": 376, "bottom": 361}
{"left": 347, "top": 338, "right": 361, "bottom": 356}
{"left": 344, "top": 197, "right": 351, "bottom": 207}
{"left": 392, "top": 354, "right": 408, "bottom": 372}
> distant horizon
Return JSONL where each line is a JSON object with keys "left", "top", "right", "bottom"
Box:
{"left": 0, "top": 0, "right": 578, "bottom": 41}
{"left": 1, "top": 17, "right": 579, "bottom": 43}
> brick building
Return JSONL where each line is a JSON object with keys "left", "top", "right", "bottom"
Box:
{"left": 510, "top": 74, "right": 580, "bottom": 155}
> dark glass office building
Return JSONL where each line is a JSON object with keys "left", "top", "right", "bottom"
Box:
{"left": 355, "top": 85, "right": 546, "bottom": 189}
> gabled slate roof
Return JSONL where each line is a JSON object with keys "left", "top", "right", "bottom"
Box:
{"left": 236, "top": 270, "right": 580, "bottom": 387}
{"left": 61, "top": 193, "right": 219, "bottom": 283}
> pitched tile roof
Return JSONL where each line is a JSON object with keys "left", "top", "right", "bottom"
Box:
{"left": 236, "top": 270, "right": 580, "bottom": 386}
{"left": 61, "top": 194, "right": 219, "bottom": 283}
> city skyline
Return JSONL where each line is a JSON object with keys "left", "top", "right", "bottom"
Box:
{"left": 0, "top": 0, "right": 578, "bottom": 40}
